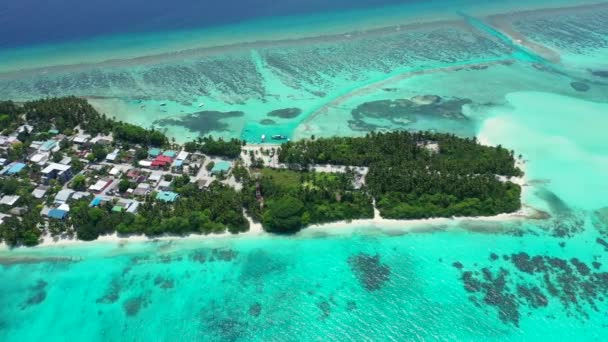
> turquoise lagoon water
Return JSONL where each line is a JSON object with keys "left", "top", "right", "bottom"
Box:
{"left": 2, "top": 0, "right": 608, "bottom": 340}
{"left": 1, "top": 0, "right": 607, "bottom": 143}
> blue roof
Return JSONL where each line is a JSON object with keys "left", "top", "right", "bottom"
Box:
{"left": 7, "top": 163, "right": 26, "bottom": 174}
{"left": 90, "top": 197, "right": 102, "bottom": 207}
{"left": 148, "top": 148, "right": 161, "bottom": 157}
{"left": 172, "top": 159, "right": 183, "bottom": 167}
{"left": 162, "top": 150, "right": 177, "bottom": 158}
{"left": 48, "top": 129, "right": 59, "bottom": 134}
{"left": 40, "top": 140, "right": 57, "bottom": 151}
{"left": 211, "top": 160, "right": 231, "bottom": 174}
{"left": 156, "top": 191, "right": 179, "bottom": 202}
{"left": 48, "top": 209, "right": 68, "bottom": 219}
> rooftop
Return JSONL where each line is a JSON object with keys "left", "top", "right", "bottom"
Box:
{"left": 211, "top": 160, "right": 232, "bottom": 174}
{"left": 0, "top": 195, "right": 20, "bottom": 206}
{"left": 156, "top": 191, "right": 179, "bottom": 202}
{"left": 148, "top": 148, "right": 161, "bottom": 157}
{"left": 5, "top": 163, "right": 26, "bottom": 175}
{"left": 48, "top": 208, "right": 68, "bottom": 220}
{"left": 162, "top": 150, "right": 177, "bottom": 158}
{"left": 55, "top": 189, "right": 74, "bottom": 203}
{"left": 42, "top": 163, "right": 71, "bottom": 174}
{"left": 40, "top": 140, "right": 57, "bottom": 152}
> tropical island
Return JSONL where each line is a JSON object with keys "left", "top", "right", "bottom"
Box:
{"left": 0, "top": 97, "right": 522, "bottom": 247}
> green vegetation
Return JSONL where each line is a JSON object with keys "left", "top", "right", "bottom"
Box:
{"left": 278, "top": 131, "right": 522, "bottom": 220}
{"left": 70, "top": 182, "right": 248, "bottom": 241}
{"left": 243, "top": 168, "right": 374, "bottom": 234}
{"left": 184, "top": 136, "right": 244, "bottom": 159}
{"left": 1, "top": 97, "right": 168, "bottom": 146}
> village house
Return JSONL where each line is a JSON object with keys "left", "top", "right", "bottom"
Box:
{"left": 41, "top": 163, "right": 73, "bottom": 185}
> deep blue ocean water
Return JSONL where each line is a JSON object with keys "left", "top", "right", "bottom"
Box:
{"left": 0, "top": 0, "right": 419, "bottom": 48}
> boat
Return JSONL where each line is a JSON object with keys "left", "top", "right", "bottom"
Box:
{"left": 198, "top": 102, "right": 205, "bottom": 107}
{"left": 261, "top": 134, "right": 266, "bottom": 142}
{"left": 272, "top": 135, "right": 287, "bottom": 140}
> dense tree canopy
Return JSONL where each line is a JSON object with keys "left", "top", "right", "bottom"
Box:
{"left": 6, "top": 97, "right": 169, "bottom": 146}
{"left": 278, "top": 131, "right": 522, "bottom": 219}
{"left": 185, "top": 136, "right": 244, "bottom": 159}
{"left": 244, "top": 168, "right": 374, "bottom": 233}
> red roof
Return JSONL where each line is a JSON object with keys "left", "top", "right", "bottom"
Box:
{"left": 152, "top": 155, "right": 173, "bottom": 167}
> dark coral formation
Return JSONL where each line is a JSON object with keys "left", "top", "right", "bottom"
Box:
{"left": 456, "top": 252, "right": 608, "bottom": 326}
{"left": 96, "top": 278, "right": 122, "bottom": 304}
{"left": 190, "top": 250, "right": 207, "bottom": 264}
{"left": 346, "top": 301, "right": 357, "bottom": 311}
{"left": 267, "top": 108, "right": 302, "bottom": 119}
{"left": 348, "top": 96, "right": 474, "bottom": 133}
{"left": 154, "top": 276, "right": 175, "bottom": 289}
{"left": 248, "top": 302, "right": 262, "bottom": 317}
{"left": 153, "top": 110, "right": 244, "bottom": 135}
{"left": 239, "top": 249, "right": 286, "bottom": 283}
{"left": 210, "top": 248, "right": 239, "bottom": 262}
{"left": 260, "top": 119, "right": 277, "bottom": 126}
{"left": 123, "top": 296, "right": 150, "bottom": 317}
{"left": 21, "top": 280, "right": 48, "bottom": 309}
{"left": 318, "top": 300, "right": 331, "bottom": 320}
{"left": 570, "top": 81, "right": 590, "bottom": 92}
{"left": 591, "top": 70, "right": 608, "bottom": 78}
{"left": 348, "top": 253, "right": 391, "bottom": 292}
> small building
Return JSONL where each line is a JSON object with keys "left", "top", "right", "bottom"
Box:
{"left": 9, "top": 207, "right": 27, "bottom": 216}
{"left": 32, "top": 186, "right": 49, "bottom": 199}
{"left": 211, "top": 160, "right": 232, "bottom": 175}
{"left": 162, "top": 150, "right": 177, "bottom": 158}
{"left": 48, "top": 204, "right": 70, "bottom": 220}
{"left": 151, "top": 155, "right": 173, "bottom": 168}
{"left": 158, "top": 180, "right": 172, "bottom": 191}
{"left": 54, "top": 189, "right": 75, "bottom": 204}
{"left": 90, "top": 135, "right": 113, "bottom": 145}
{"left": 138, "top": 160, "right": 153, "bottom": 168}
{"left": 89, "top": 179, "right": 112, "bottom": 193}
{"left": 0, "top": 213, "right": 11, "bottom": 224}
{"left": 148, "top": 171, "right": 163, "bottom": 184}
{"left": 106, "top": 149, "right": 120, "bottom": 162}
{"left": 197, "top": 179, "right": 209, "bottom": 190}
{"left": 133, "top": 183, "right": 151, "bottom": 196}
{"left": 109, "top": 167, "right": 121, "bottom": 177}
{"left": 156, "top": 191, "right": 179, "bottom": 203}
{"left": 176, "top": 151, "right": 189, "bottom": 161}
{"left": 172, "top": 159, "right": 184, "bottom": 168}
{"left": 17, "top": 124, "right": 34, "bottom": 134}
{"left": 30, "top": 153, "right": 49, "bottom": 165}
{"left": 39, "top": 140, "right": 58, "bottom": 152}
{"left": 59, "top": 156, "right": 72, "bottom": 165}
{"left": 2, "top": 162, "right": 27, "bottom": 175}
{"left": 148, "top": 148, "right": 162, "bottom": 158}
{"left": 41, "top": 163, "right": 73, "bottom": 185}
{"left": 126, "top": 201, "right": 140, "bottom": 214}
{"left": 72, "top": 134, "right": 91, "bottom": 144}
{"left": 0, "top": 195, "right": 20, "bottom": 206}
{"left": 72, "top": 191, "right": 91, "bottom": 201}
{"left": 90, "top": 196, "right": 111, "bottom": 207}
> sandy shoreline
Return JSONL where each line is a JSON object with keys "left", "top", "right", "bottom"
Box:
{"left": 0, "top": 133, "right": 534, "bottom": 252}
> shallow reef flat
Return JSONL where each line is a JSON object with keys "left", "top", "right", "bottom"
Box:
{"left": 487, "top": 2, "right": 608, "bottom": 70}
{"left": 0, "top": 18, "right": 515, "bottom": 142}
